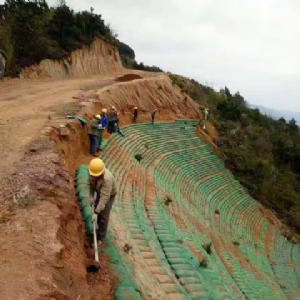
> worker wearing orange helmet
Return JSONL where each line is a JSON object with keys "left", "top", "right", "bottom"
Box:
{"left": 89, "top": 158, "right": 117, "bottom": 245}
{"left": 132, "top": 106, "right": 138, "bottom": 124}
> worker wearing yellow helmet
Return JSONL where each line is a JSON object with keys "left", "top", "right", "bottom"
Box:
{"left": 97, "top": 108, "right": 108, "bottom": 151}
{"left": 132, "top": 106, "right": 138, "bottom": 124}
{"left": 88, "top": 114, "right": 101, "bottom": 156}
{"left": 89, "top": 158, "right": 117, "bottom": 245}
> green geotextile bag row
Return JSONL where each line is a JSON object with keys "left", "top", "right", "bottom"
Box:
{"left": 104, "top": 238, "right": 143, "bottom": 300}
{"left": 75, "top": 164, "right": 93, "bottom": 241}
{"left": 75, "top": 164, "right": 143, "bottom": 300}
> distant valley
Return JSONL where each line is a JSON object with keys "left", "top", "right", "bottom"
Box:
{"left": 249, "top": 104, "right": 300, "bottom": 124}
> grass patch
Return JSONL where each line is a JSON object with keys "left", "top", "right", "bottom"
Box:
{"left": 48, "top": 102, "right": 81, "bottom": 117}
{"left": 164, "top": 196, "right": 172, "bottom": 206}
{"left": 13, "top": 185, "right": 36, "bottom": 208}
{"left": 199, "top": 258, "right": 208, "bottom": 268}
{"left": 124, "top": 243, "right": 132, "bottom": 253}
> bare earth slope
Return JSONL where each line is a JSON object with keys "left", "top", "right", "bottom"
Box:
{"left": 20, "top": 38, "right": 124, "bottom": 79}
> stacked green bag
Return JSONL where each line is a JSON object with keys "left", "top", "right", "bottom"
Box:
{"left": 75, "top": 164, "right": 94, "bottom": 241}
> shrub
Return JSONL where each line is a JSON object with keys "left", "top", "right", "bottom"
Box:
{"left": 134, "top": 154, "right": 143, "bottom": 162}
{"left": 164, "top": 196, "right": 172, "bottom": 206}
{"left": 124, "top": 243, "right": 132, "bottom": 253}
{"left": 203, "top": 242, "right": 212, "bottom": 255}
{"left": 199, "top": 258, "right": 208, "bottom": 268}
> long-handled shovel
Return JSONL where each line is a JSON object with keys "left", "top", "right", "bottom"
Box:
{"left": 87, "top": 219, "right": 100, "bottom": 272}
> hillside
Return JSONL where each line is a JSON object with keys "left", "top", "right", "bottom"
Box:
{"left": 1, "top": 1, "right": 300, "bottom": 300}
{"left": 168, "top": 74, "right": 300, "bottom": 239}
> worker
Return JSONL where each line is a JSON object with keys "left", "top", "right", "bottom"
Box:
{"left": 151, "top": 109, "right": 158, "bottom": 125}
{"left": 132, "top": 106, "right": 138, "bottom": 124}
{"left": 115, "top": 121, "right": 125, "bottom": 137}
{"left": 97, "top": 108, "right": 108, "bottom": 151}
{"left": 89, "top": 158, "right": 117, "bottom": 245}
{"left": 88, "top": 115, "right": 101, "bottom": 156}
{"left": 107, "top": 106, "right": 118, "bottom": 134}
{"left": 203, "top": 108, "right": 209, "bottom": 120}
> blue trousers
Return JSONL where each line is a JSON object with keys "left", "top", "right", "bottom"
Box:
{"left": 89, "top": 134, "right": 98, "bottom": 155}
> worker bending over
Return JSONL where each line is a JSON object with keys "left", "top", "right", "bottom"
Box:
{"left": 97, "top": 108, "right": 108, "bottom": 151}
{"left": 89, "top": 158, "right": 117, "bottom": 245}
{"left": 88, "top": 115, "right": 101, "bottom": 156}
{"left": 132, "top": 107, "right": 138, "bottom": 124}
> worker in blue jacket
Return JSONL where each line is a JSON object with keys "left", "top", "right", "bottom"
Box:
{"left": 97, "top": 108, "right": 108, "bottom": 150}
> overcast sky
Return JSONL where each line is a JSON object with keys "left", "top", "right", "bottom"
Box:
{"left": 48, "top": 0, "right": 300, "bottom": 111}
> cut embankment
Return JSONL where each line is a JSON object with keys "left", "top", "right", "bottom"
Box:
{"left": 51, "top": 119, "right": 117, "bottom": 300}
{"left": 0, "top": 134, "right": 95, "bottom": 299}
{"left": 80, "top": 73, "right": 201, "bottom": 125}
{"left": 20, "top": 38, "right": 124, "bottom": 79}
{"left": 90, "top": 121, "right": 300, "bottom": 300}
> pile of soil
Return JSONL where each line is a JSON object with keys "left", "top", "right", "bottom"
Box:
{"left": 115, "top": 74, "right": 143, "bottom": 82}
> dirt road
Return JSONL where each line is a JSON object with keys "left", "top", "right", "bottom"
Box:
{"left": 0, "top": 76, "right": 115, "bottom": 182}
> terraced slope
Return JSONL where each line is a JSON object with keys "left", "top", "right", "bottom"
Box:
{"left": 80, "top": 121, "right": 300, "bottom": 299}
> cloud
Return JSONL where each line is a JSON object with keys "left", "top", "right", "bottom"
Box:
{"left": 47, "top": 0, "right": 300, "bottom": 111}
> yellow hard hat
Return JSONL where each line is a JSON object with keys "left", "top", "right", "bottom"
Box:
{"left": 134, "top": 106, "right": 138, "bottom": 109}
{"left": 95, "top": 114, "right": 101, "bottom": 120}
{"left": 89, "top": 158, "right": 105, "bottom": 177}
{"left": 102, "top": 108, "right": 107, "bottom": 113}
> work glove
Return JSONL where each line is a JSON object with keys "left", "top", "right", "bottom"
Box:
{"left": 89, "top": 197, "right": 95, "bottom": 206}
{"left": 95, "top": 202, "right": 105, "bottom": 214}
{"left": 92, "top": 213, "right": 98, "bottom": 223}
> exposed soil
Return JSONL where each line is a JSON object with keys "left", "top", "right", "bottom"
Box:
{"left": 0, "top": 75, "right": 118, "bottom": 300}
{"left": 115, "top": 74, "right": 143, "bottom": 82}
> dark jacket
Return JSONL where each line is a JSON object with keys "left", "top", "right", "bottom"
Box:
{"left": 88, "top": 119, "right": 99, "bottom": 136}
{"left": 108, "top": 109, "right": 118, "bottom": 122}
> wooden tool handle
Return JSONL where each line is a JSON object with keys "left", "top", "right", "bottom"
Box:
{"left": 93, "top": 221, "right": 99, "bottom": 263}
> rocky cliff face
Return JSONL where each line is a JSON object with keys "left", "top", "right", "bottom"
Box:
{"left": 0, "top": 53, "right": 5, "bottom": 81}
{"left": 20, "top": 38, "right": 124, "bottom": 79}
